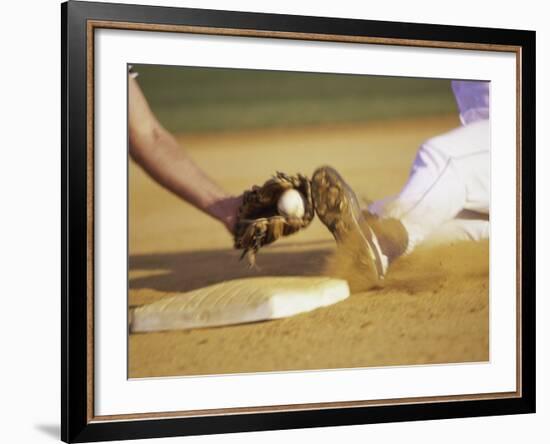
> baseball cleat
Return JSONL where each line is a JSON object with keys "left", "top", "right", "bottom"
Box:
{"left": 311, "top": 166, "right": 389, "bottom": 281}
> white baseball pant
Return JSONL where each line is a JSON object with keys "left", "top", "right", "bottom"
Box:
{"left": 368, "top": 119, "right": 490, "bottom": 252}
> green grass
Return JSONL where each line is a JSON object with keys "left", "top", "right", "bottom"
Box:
{"left": 133, "top": 64, "right": 457, "bottom": 133}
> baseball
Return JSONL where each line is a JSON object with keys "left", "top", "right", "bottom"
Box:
{"left": 277, "top": 189, "right": 306, "bottom": 218}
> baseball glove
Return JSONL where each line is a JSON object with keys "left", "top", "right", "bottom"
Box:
{"left": 234, "top": 172, "right": 315, "bottom": 266}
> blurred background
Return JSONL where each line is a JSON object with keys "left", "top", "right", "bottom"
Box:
{"left": 133, "top": 64, "right": 457, "bottom": 134}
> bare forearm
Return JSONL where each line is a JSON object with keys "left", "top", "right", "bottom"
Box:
{"left": 131, "top": 127, "right": 219, "bottom": 210}
{"left": 128, "top": 77, "right": 240, "bottom": 232}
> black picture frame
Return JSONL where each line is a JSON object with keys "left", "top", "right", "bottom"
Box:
{"left": 61, "top": 1, "right": 536, "bottom": 442}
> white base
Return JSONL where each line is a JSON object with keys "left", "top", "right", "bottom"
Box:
{"left": 130, "top": 276, "right": 350, "bottom": 332}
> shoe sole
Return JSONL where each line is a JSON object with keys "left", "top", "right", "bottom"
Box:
{"left": 312, "top": 166, "right": 386, "bottom": 281}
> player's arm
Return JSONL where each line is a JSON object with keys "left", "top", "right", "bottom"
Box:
{"left": 128, "top": 76, "right": 241, "bottom": 233}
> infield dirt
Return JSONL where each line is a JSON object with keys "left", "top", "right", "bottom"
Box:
{"left": 128, "top": 115, "right": 489, "bottom": 378}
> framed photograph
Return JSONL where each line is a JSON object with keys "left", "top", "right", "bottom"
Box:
{"left": 62, "top": 1, "right": 535, "bottom": 442}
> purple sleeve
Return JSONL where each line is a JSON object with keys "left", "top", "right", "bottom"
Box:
{"left": 451, "top": 80, "right": 490, "bottom": 125}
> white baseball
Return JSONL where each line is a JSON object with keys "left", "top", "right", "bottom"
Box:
{"left": 277, "top": 189, "right": 306, "bottom": 218}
